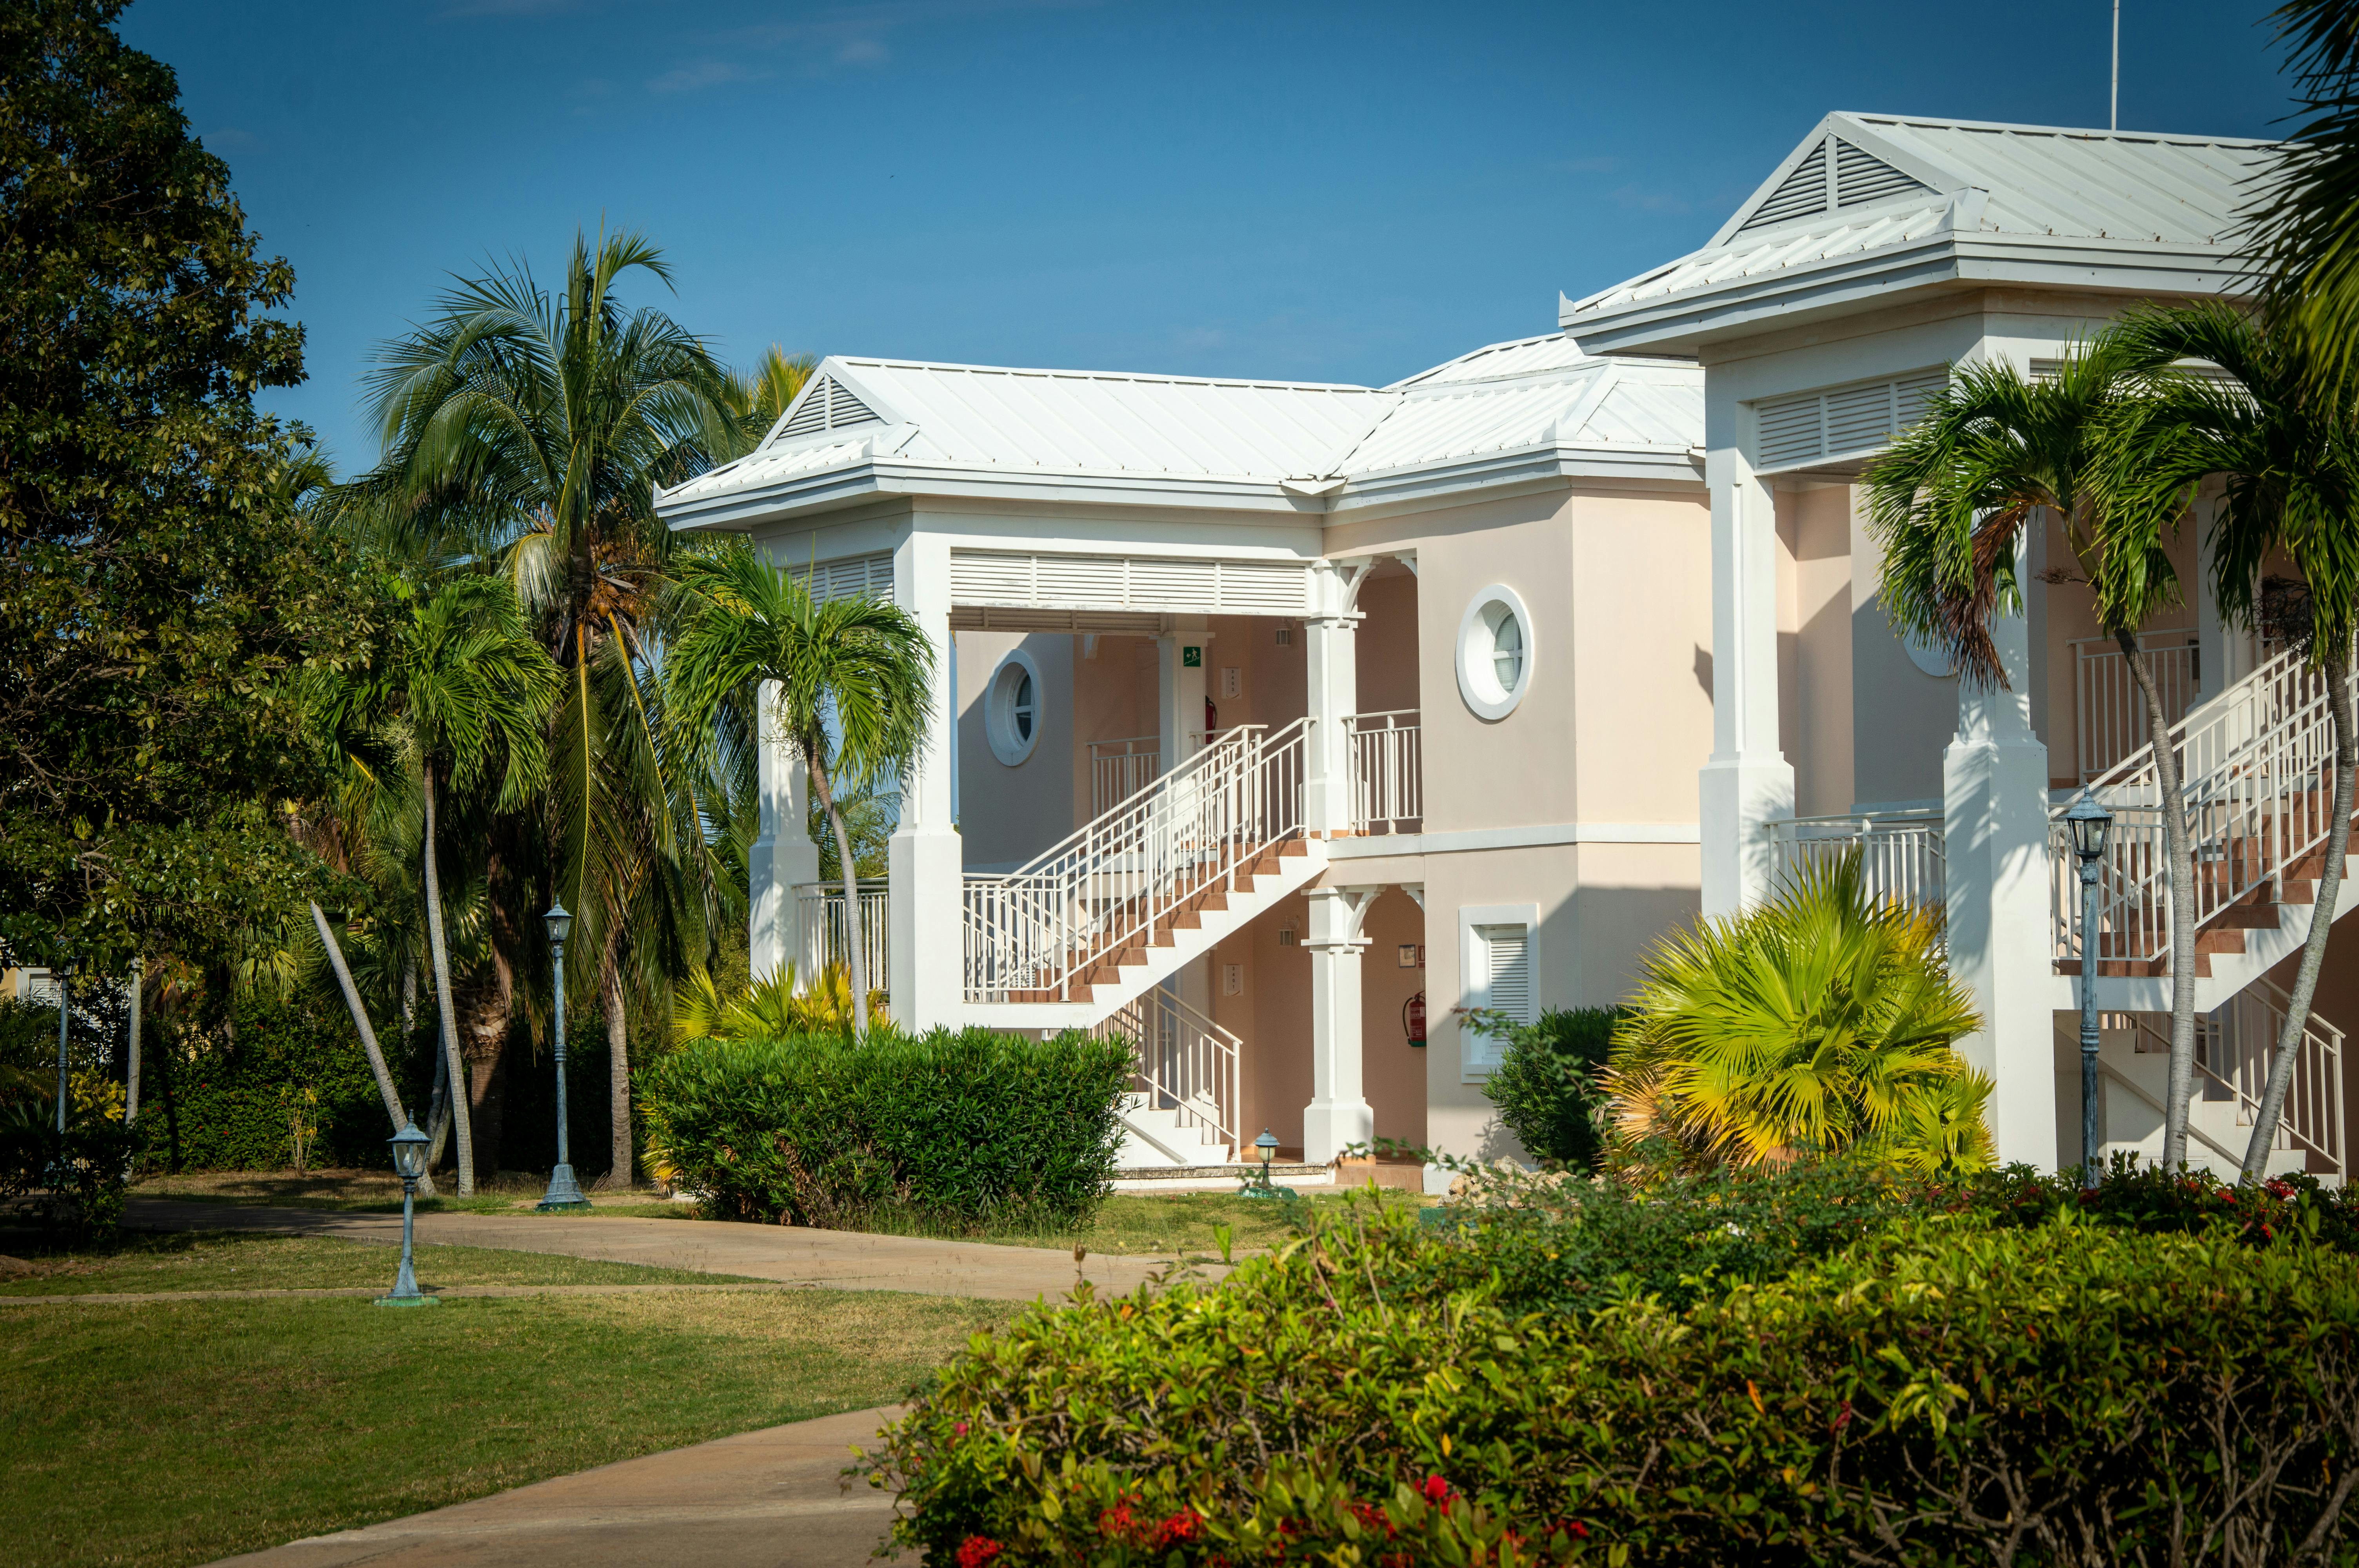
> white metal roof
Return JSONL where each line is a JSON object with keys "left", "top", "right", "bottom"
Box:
{"left": 659, "top": 336, "right": 1703, "bottom": 524}
{"left": 1563, "top": 112, "right": 2277, "bottom": 352}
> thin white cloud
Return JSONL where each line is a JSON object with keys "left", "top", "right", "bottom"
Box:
{"left": 643, "top": 0, "right": 1094, "bottom": 90}
{"left": 647, "top": 58, "right": 776, "bottom": 95}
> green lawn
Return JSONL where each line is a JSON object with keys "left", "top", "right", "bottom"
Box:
{"left": 0, "top": 1232, "right": 1010, "bottom": 1568}
{"left": 0, "top": 1229, "right": 757, "bottom": 1296}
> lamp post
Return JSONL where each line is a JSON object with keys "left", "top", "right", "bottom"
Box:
{"left": 1239, "top": 1127, "right": 1292, "bottom": 1200}
{"left": 536, "top": 902, "right": 590, "bottom": 1212}
{"left": 52, "top": 953, "right": 76, "bottom": 1134}
{"left": 378, "top": 1123, "right": 436, "bottom": 1306}
{"left": 2065, "top": 793, "right": 2116, "bottom": 1191}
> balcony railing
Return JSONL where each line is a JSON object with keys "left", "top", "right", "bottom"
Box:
{"left": 1088, "top": 735, "right": 1161, "bottom": 817}
{"left": 1344, "top": 710, "right": 1422, "bottom": 834}
{"left": 2073, "top": 628, "right": 2197, "bottom": 782}
{"left": 1766, "top": 811, "right": 1946, "bottom": 916}
{"left": 794, "top": 882, "right": 888, "bottom": 991}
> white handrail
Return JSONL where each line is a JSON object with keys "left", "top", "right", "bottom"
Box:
{"left": 1093, "top": 987, "right": 1241, "bottom": 1156}
{"left": 1766, "top": 811, "right": 1946, "bottom": 915}
{"left": 793, "top": 882, "right": 889, "bottom": 995}
{"left": 2073, "top": 628, "right": 2197, "bottom": 781}
{"left": 1344, "top": 709, "right": 1421, "bottom": 833}
{"left": 963, "top": 718, "right": 1311, "bottom": 1003}
{"left": 2050, "top": 641, "right": 2351, "bottom": 970}
{"left": 1088, "top": 735, "right": 1161, "bottom": 817}
{"left": 2122, "top": 984, "right": 2344, "bottom": 1180}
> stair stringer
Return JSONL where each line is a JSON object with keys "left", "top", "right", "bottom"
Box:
{"left": 956, "top": 840, "right": 1331, "bottom": 1032}
{"left": 2059, "top": 871, "right": 2359, "bottom": 1013}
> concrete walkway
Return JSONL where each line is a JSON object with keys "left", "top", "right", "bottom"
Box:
{"left": 126, "top": 1197, "right": 1209, "bottom": 1302}
{"left": 209, "top": 1405, "right": 907, "bottom": 1568}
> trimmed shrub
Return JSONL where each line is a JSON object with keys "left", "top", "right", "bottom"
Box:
{"left": 641, "top": 1025, "right": 1131, "bottom": 1231}
{"left": 869, "top": 1196, "right": 2359, "bottom": 1566}
{"left": 140, "top": 995, "right": 392, "bottom": 1171}
{"left": 0, "top": 1100, "right": 138, "bottom": 1237}
{"left": 1471, "top": 1005, "right": 1623, "bottom": 1170}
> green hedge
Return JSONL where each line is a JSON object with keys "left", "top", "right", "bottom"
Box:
{"left": 869, "top": 1197, "right": 2359, "bottom": 1565}
{"left": 641, "top": 1025, "right": 1132, "bottom": 1231}
{"left": 140, "top": 996, "right": 393, "bottom": 1171}
{"left": 1472, "top": 1006, "right": 1624, "bottom": 1170}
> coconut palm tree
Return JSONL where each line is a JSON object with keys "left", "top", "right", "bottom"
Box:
{"left": 2097, "top": 300, "right": 2359, "bottom": 1180}
{"left": 1607, "top": 853, "right": 1989, "bottom": 1172}
{"left": 1862, "top": 345, "right": 2206, "bottom": 1172}
{"left": 665, "top": 550, "right": 937, "bottom": 1038}
{"left": 315, "top": 576, "right": 559, "bottom": 1193}
{"left": 353, "top": 229, "right": 744, "bottom": 1187}
{"left": 731, "top": 346, "right": 818, "bottom": 439}
{"left": 2243, "top": 0, "right": 2359, "bottom": 395}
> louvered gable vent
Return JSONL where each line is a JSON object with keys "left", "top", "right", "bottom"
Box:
{"left": 774, "top": 375, "right": 883, "bottom": 444}
{"left": 1754, "top": 370, "right": 1948, "bottom": 470}
{"left": 1735, "top": 137, "right": 1937, "bottom": 236}
{"left": 949, "top": 550, "right": 1311, "bottom": 616}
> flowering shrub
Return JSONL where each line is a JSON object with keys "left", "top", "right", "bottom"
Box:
{"left": 866, "top": 1182, "right": 2359, "bottom": 1564}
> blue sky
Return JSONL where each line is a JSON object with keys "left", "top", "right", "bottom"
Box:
{"left": 124, "top": 0, "right": 2299, "bottom": 473}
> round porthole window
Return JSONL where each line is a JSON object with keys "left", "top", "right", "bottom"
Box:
{"left": 1456, "top": 584, "right": 1535, "bottom": 721}
{"left": 985, "top": 650, "right": 1043, "bottom": 766}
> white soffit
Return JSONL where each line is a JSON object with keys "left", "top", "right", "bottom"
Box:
{"left": 950, "top": 548, "right": 1312, "bottom": 616}
{"left": 1561, "top": 111, "right": 2279, "bottom": 345}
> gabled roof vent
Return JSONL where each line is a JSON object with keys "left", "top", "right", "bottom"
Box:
{"left": 1734, "top": 136, "right": 1937, "bottom": 236}
{"left": 774, "top": 374, "right": 884, "bottom": 443}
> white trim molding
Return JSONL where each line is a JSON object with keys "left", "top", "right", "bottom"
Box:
{"left": 983, "top": 648, "right": 1042, "bottom": 767}
{"left": 1457, "top": 902, "right": 1541, "bottom": 1083}
{"left": 1325, "top": 821, "right": 1700, "bottom": 859}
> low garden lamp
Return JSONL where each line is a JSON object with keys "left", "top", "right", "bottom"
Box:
{"left": 1240, "top": 1128, "right": 1285, "bottom": 1200}
{"left": 378, "top": 1123, "right": 436, "bottom": 1307}
{"left": 536, "top": 902, "right": 591, "bottom": 1212}
{"left": 2065, "top": 793, "right": 2115, "bottom": 1192}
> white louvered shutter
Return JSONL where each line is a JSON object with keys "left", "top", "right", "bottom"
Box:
{"left": 1481, "top": 925, "right": 1533, "bottom": 1024}
{"left": 1833, "top": 141, "right": 1934, "bottom": 207}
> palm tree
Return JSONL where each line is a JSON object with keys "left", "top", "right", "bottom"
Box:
{"left": 2243, "top": 0, "right": 2359, "bottom": 395}
{"left": 731, "top": 346, "right": 819, "bottom": 439}
{"left": 665, "top": 550, "right": 937, "bottom": 1038}
{"left": 316, "top": 577, "right": 559, "bottom": 1194}
{"left": 2097, "top": 301, "right": 2359, "bottom": 1179}
{"left": 1863, "top": 346, "right": 2206, "bottom": 1172}
{"left": 1607, "top": 853, "right": 1989, "bottom": 1172}
{"left": 354, "top": 229, "right": 743, "bottom": 1188}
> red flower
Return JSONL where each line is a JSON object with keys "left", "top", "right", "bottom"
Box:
{"left": 953, "top": 1422, "right": 969, "bottom": 1439}
{"left": 1099, "top": 1503, "right": 1137, "bottom": 1537}
{"left": 957, "top": 1537, "right": 1003, "bottom": 1568}
{"left": 2266, "top": 1178, "right": 2296, "bottom": 1200}
{"left": 1830, "top": 1399, "right": 1854, "bottom": 1434}
{"left": 1422, "top": 1474, "right": 1452, "bottom": 1505}
{"left": 1152, "top": 1511, "right": 1204, "bottom": 1549}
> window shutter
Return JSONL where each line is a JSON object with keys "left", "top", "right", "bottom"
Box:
{"left": 1481, "top": 925, "right": 1533, "bottom": 1024}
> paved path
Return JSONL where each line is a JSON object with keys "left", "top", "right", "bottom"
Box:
{"left": 209, "top": 1405, "right": 906, "bottom": 1568}
{"left": 126, "top": 1197, "right": 1210, "bottom": 1302}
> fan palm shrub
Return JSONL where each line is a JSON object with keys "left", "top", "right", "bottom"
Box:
{"left": 671, "top": 960, "right": 880, "bottom": 1042}
{"left": 666, "top": 550, "right": 936, "bottom": 1037}
{"left": 2099, "top": 300, "right": 2359, "bottom": 1179}
{"left": 1863, "top": 345, "right": 2205, "bottom": 1170}
{"left": 1607, "top": 853, "right": 1990, "bottom": 1173}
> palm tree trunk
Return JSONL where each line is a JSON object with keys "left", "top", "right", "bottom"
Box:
{"left": 597, "top": 950, "right": 632, "bottom": 1189}
{"left": 805, "top": 747, "right": 869, "bottom": 1036}
{"left": 424, "top": 1040, "right": 451, "bottom": 1171}
{"left": 421, "top": 762, "right": 475, "bottom": 1196}
{"left": 2117, "top": 631, "right": 2201, "bottom": 1171}
{"left": 310, "top": 901, "right": 438, "bottom": 1198}
{"left": 2243, "top": 643, "right": 2357, "bottom": 1178}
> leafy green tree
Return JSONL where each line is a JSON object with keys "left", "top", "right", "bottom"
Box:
{"left": 1863, "top": 348, "right": 2205, "bottom": 1171}
{"left": 730, "top": 345, "right": 818, "bottom": 438}
{"left": 347, "top": 231, "right": 743, "bottom": 1185}
{"left": 0, "top": 0, "right": 372, "bottom": 976}
{"left": 315, "top": 578, "right": 558, "bottom": 1193}
{"left": 2099, "top": 301, "right": 2359, "bottom": 1180}
{"left": 1608, "top": 853, "right": 1990, "bottom": 1173}
{"left": 667, "top": 551, "right": 938, "bottom": 1038}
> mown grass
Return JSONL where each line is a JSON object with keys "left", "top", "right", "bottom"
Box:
{"left": 0, "top": 1229, "right": 759, "bottom": 1296}
{"left": 0, "top": 1253, "right": 1010, "bottom": 1568}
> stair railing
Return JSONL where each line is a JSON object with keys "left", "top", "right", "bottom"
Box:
{"left": 1092, "top": 986, "right": 1241, "bottom": 1157}
{"left": 2123, "top": 987, "right": 2345, "bottom": 1181}
{"left": 2049, "top": 641, "right": 2346, "bottom": 969}
{"left": 1345, "top": 710, "right": 1422, "bottom": 833}
{"left": 964, "top": 717, "right": 1311, "bottom": 1004}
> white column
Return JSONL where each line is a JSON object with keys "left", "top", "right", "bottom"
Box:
{"left": 1155, "top": 617, "right": 1211, "bottom": 766}
{"left": 1304, "top": 563, "right": 1361, "bottom": 838}
{"left": 1943, "top": 534, "right": 2059, "bottom": 1171}
{"left": 2194, "top": 495, "right": 2252, "bottom": 703}
{"left": 749, "top": 681, "right": 819, "bottom": 984}
{"left": 1700, "top": 446, "right": 1796, "bottom": 916}
{"left": 1302, "top": 884, "right": 1378, "bottom": 1163}
{"left": 888, "top": 528, "right": 964, "bottom": 1029}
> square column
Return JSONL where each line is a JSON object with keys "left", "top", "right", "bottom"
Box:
{"left": 1302, "top": 884, "right": 1379, "bottom": 1163}
{"left": 1303, "top": 561, "right": 1363, "bottom": 838}
{"left": 1700, "top": 447, "right": 1795, "bottom": 916}
{"left": 1155, "top": 617, "right": 1211, "bottom": 766}
{"left": 749, "top": 679, "right": 819, "bottom": 983}
{"left": 1943, "top": 535, "right": 2059, "bottom": 1170}
{"left": 888, "top": 529, "right": 964, "bottom": 1029}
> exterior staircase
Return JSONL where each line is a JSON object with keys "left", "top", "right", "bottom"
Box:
{"left": 2093, "top": 982, "right": 2346, "bottom": 1184}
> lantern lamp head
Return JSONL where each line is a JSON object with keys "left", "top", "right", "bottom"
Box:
{"left": 543, "top": 901, "right": 573, "bottom": 950}
{"left": 1254, "top": 1128, "right": 1278, "bottom": 1165}
{"left": 389, "top": 1122, "right": 432, "bottom": 1181}
{"left": 2064, "top": 793, "right": 2115, "bottom": 863}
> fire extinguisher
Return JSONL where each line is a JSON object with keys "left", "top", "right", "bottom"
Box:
{"left": 1403, "top": 990, "right": 1427, "bottom": 1047}
{"left": 1204, "top": 695, "right": 1218, "bottom": 735}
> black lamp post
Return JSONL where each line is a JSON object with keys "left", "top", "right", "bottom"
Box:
{"left": 378, "top": 1122, "right": 436, "bottom": 1307}
{"left": 2065, "top": 793, "right": 2116, "bottom": 1191}
{"left": 536, "top": 902, "right": 591, "bottom": 1212}
{"left": 51, "top": 953, "right": 76, "bottom": 1135}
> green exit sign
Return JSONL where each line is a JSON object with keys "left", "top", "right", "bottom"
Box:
{"left": 1182, "top": 646, "right": 1203, "bottom": 667}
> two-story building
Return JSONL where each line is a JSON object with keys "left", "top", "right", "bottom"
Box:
{"left": 660, "top": 111, "right": 2350, "bottom": 1189}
